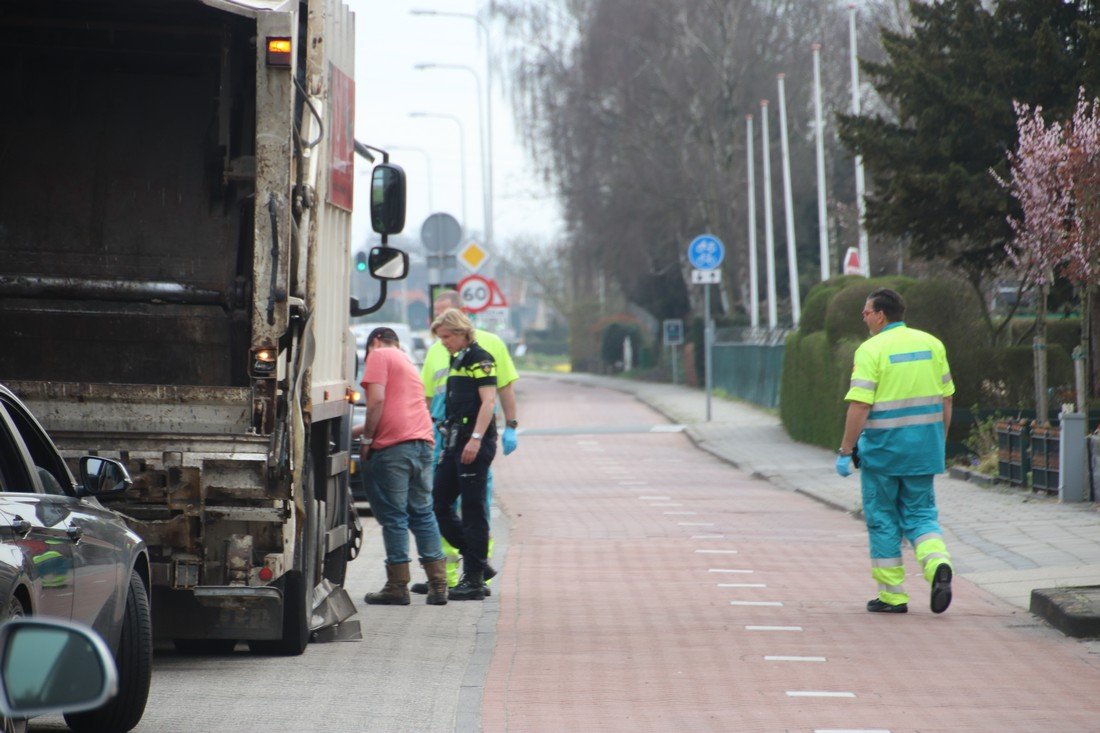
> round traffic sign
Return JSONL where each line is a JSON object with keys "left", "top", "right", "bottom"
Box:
{"left": 421, "top": 212, "right": 462, "bottom": 254}
{"left": 458, "top": 274, "right": 493, "bottom": 313}
{"left": 688, "top": 234, "right": 725, "bottom": 270}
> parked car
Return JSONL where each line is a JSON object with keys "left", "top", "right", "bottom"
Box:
{"left": 351, "top": 322, "right": 419, "bottom": 364}
{"left": 0, "top": 617, "right": 119, "bottom": 732}
{"left": 0, "top": 384, "right": 151, "bottom": 732}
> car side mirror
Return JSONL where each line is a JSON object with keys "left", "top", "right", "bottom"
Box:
{"left": 0, "top": 618, "right": 118, "bottom": 719}
{"left": 368, "top": 246, "right": 409, "bottom": 281}
{"left": 79, "top": 457, "right": 132, "bottom": 497}
{"left": 370, "top": 163, "right": 406, "bottom": 236}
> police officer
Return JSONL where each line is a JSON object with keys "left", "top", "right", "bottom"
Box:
{"left": 430, "top": 308, "right": 498, "bottom": 600}
{"left": 836, "top": 288, "right": 955, "bottom": 614}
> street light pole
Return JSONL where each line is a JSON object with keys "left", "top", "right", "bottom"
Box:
{"left": 409, "top": 112, "right": 467, "bottom": 228}
{"left": 383, "top": 144, "right": 434, "bottom": 211}
{"left": 414, "top": 63, "right": 487, "bottom": 244}
{"left": 410, "top": 9, "right": 494, "bottom": 250}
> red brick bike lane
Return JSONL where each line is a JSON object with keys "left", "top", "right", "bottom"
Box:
{"left": 484, "top": 377, "right": 1100, "bottom": 732}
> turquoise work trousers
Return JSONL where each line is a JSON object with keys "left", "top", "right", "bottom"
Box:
{"left": 860, "top": 470, "right": 942, "bottom": 559}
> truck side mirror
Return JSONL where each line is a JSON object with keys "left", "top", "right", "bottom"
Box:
{"left": 370, "top": 163, "right": 406, "bottom": 236}
{"left": 368, "top": 246, "right": 409, "bottom": 281}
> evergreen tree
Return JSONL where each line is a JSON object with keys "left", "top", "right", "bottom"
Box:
{"left": 839, "top": 0, "right": 1098, "bottom": 314}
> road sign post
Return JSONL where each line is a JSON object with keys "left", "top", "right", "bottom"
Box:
{"left": 663, "top": 319, "right": 684, "bottom": 385}
{"left": 688, "top": 235, "right": 725, "bottom": 422}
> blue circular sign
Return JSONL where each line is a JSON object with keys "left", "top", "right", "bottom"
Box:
{"left": 688, "top": 234, "right": 725, "bottom": 270}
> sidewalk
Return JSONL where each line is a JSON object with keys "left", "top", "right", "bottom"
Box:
{"left": 550, "top": 372, "right": 1100, "bottom": 615}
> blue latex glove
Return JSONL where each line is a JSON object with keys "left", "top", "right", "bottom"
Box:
{"left": 502, "top": 426, "right": 518, "bottom": 456}
{"left": 835, "top": 454, "right": 853, "bottom": 477}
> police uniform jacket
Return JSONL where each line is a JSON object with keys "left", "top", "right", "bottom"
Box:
{"left": 444, "top": 341, "right": 497, "bottom": 440}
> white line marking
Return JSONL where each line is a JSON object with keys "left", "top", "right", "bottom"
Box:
{"left": 787, "top": 691, "right": 856, "bottom": 698}
{"left": 639, "top": 496, "right": 670, "bottom": 500}
{"left": 695, "top": 549, "right": 737, "bottom": 554}
{"left": 745, "top": 625, "right": 801, "bottom": 631}
{"left": 765, "top": 656, "right": 826, "bottom": 662}
{"left": 677, "top": 522, "right": 714, "bottom": 526}
{"left": 709, "top": 568, "right": 753, "bottom": 574}
{"left": 717, "top": 583, "right": 766, "bottom": 588}
{"left": 730, "top": 601, "right": 783, "bottom": 606}
{"left": 691, "top": 535, "right": 725, "bottom": 539}
{"left": 649, "top": 502, "right": 681, "bottom": 506}
{"left": 651, "top": 425, "right": 687, "bottom": 432}
{"left": 663, "top": 511, "right": 697, "bottom": 515}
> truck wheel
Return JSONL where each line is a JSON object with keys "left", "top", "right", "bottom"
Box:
{"left": 173, "top": 638, "right": 237, "bottom": 654}
{"left": 65, "top": 570, "right": 152, "bottom": 733}
{"left": 247, "top": 569, "right": 309, "bottom": 656}
{"left": 323, "top": 546, "right": 348, "bottom": 586}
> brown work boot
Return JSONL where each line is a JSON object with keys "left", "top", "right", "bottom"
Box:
{"left": 422, "top": 558, "right": 448, "bottom": 606}
{"left": 364, "top": 562, "right": 411, "bottom": 605}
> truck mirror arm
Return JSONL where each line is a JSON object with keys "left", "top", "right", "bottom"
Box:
{"left": 349, "top": 286, "right": 389, "bottom": 317}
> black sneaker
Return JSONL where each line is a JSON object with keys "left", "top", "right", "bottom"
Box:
{"left": 410, "top": 582, "right": 428, "bottom": 595}
{"left": 867, "top": 598, "right": 908, "bottom": 613}
{"left": 930, "top": 564, "right": 953, "bottom": 614}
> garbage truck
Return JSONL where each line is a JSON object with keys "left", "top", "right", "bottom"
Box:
{"left": 0, "top": 0, "right": 409, "bottom": 654}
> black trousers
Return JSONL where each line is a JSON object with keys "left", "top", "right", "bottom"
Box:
{"left": 433, "top": 434, "right": 496, "bottom": 575}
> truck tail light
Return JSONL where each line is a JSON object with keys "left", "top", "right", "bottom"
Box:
{"left": 250, "top": 347, "right": 277, "bottom": 377}
{"left": 266, "top": 37, "right": 292, "bottom": 67}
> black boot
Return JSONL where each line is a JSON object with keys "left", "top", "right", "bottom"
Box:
{"left": 448, "top": 570, "right": 486, "bottom": 601}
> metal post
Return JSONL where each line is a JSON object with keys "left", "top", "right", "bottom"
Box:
{"left": 777, "top": 73, "right": 801, "bottom": 328}
{"left": 760, "top": 100, "right": 778, "bottom": 330}
{"left": 848, "top": 4, "right": 870, "bottom": 276}
{"left": 812, "top": 43, "right": 830, "bottom": 281}
{"left": 746, "top": 114, "right": 759, "bottom": 329}
{"left": 409, "top": 112, "right": 467, "bottom": 228}
{"left": 705, "top": 283, "right": 713, "bottom": 421}
{"left": 671, "top": 344, "right": 679, "bottom": 386}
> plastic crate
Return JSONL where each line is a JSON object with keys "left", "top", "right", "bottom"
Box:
{"left": 996, "top": 419, "right": 1030, "bottom": 486}
{"left": 1030, "top": 423, "right": 1060, "bottom": 493}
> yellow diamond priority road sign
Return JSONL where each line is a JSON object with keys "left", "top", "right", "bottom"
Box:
{"left": 458, "top": 241, "right": 489, "bottom": 272}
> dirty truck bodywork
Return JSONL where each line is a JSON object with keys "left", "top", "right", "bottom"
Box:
{"left": 0, "top": 0, "right": 366, "bottom": 652}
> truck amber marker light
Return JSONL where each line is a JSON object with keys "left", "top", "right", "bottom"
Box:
{"left": 266, "top": 37, "right": 292, "bottom": 67}
{"left": 251, "top": 348, "right": 277, "bottom": 377}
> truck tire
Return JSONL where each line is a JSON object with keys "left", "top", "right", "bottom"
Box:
{"left": 65, "top": 570, "right": 152, "bottom": 733}
{"left": 250, "top": 457, "right": 317, "bottom": 656}
{"left": 323, "top": 545, "right": 348, "bottom": 586}
{"left": 248, "top": 569, "right": 309, "bottom": 656}
{"left": 172, "top": 638, "right": 237, "bottom": 654}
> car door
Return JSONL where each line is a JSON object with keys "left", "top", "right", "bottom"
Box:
{"left": 0, "top": 428, "right": 75, "bottom": 620}
{"left": 0, "top": 393, "right": 124, "bottom": 636}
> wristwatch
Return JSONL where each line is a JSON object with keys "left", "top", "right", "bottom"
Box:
{"left": 363, "top": 438, "right": 373, "bottom": 446}
{"left": 506, "top": 419, "right": 519, "bottom": 428}
{"left": 836, "top": 448, "right": 851, "bottom": 456}
{"left": 470, "top": 432, "right": 482, "bottom": 440}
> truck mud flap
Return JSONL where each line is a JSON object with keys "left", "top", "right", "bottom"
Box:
{"left": 309, "top": 578, "right": 361, "bottom": 642}
{"left": 154, "top": 586, "right": 283, "bottom": 641}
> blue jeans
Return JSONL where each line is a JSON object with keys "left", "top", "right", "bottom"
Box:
{"left": 365, "top": 440, "right": 444, "bottom": 565}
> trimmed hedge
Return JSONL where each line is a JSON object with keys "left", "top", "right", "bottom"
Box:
{"left": 780, "top": 276, "right": 1073, "bottom": 451}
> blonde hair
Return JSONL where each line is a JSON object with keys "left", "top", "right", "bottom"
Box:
{"left": 431, "top": 308, "right": 475, "bottom": 339}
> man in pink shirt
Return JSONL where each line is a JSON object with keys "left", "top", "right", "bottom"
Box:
{"left": 355, "top": 327, "right": 447, "bottom": 605}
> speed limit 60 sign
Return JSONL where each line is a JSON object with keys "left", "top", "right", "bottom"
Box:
{"left": 458, "top": 275, "right": 492, "bottom": 313}
{"left": 457, "top": 274, "right": 508, "bottom": 314}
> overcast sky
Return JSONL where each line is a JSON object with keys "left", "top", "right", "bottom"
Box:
{"left": 347, "top": 0, "right": 562, "bottom": 255}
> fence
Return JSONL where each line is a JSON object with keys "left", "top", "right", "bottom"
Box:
{"left": 711, "top": 342, "right": 785, "bottom": 409}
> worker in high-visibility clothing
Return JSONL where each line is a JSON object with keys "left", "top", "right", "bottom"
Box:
{"left": 836, "top": 288, "right": 954, "bottom": 614}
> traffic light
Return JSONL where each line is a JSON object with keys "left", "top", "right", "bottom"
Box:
{"left": 354, "top": 251, "right": 367, "bottom": 272}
